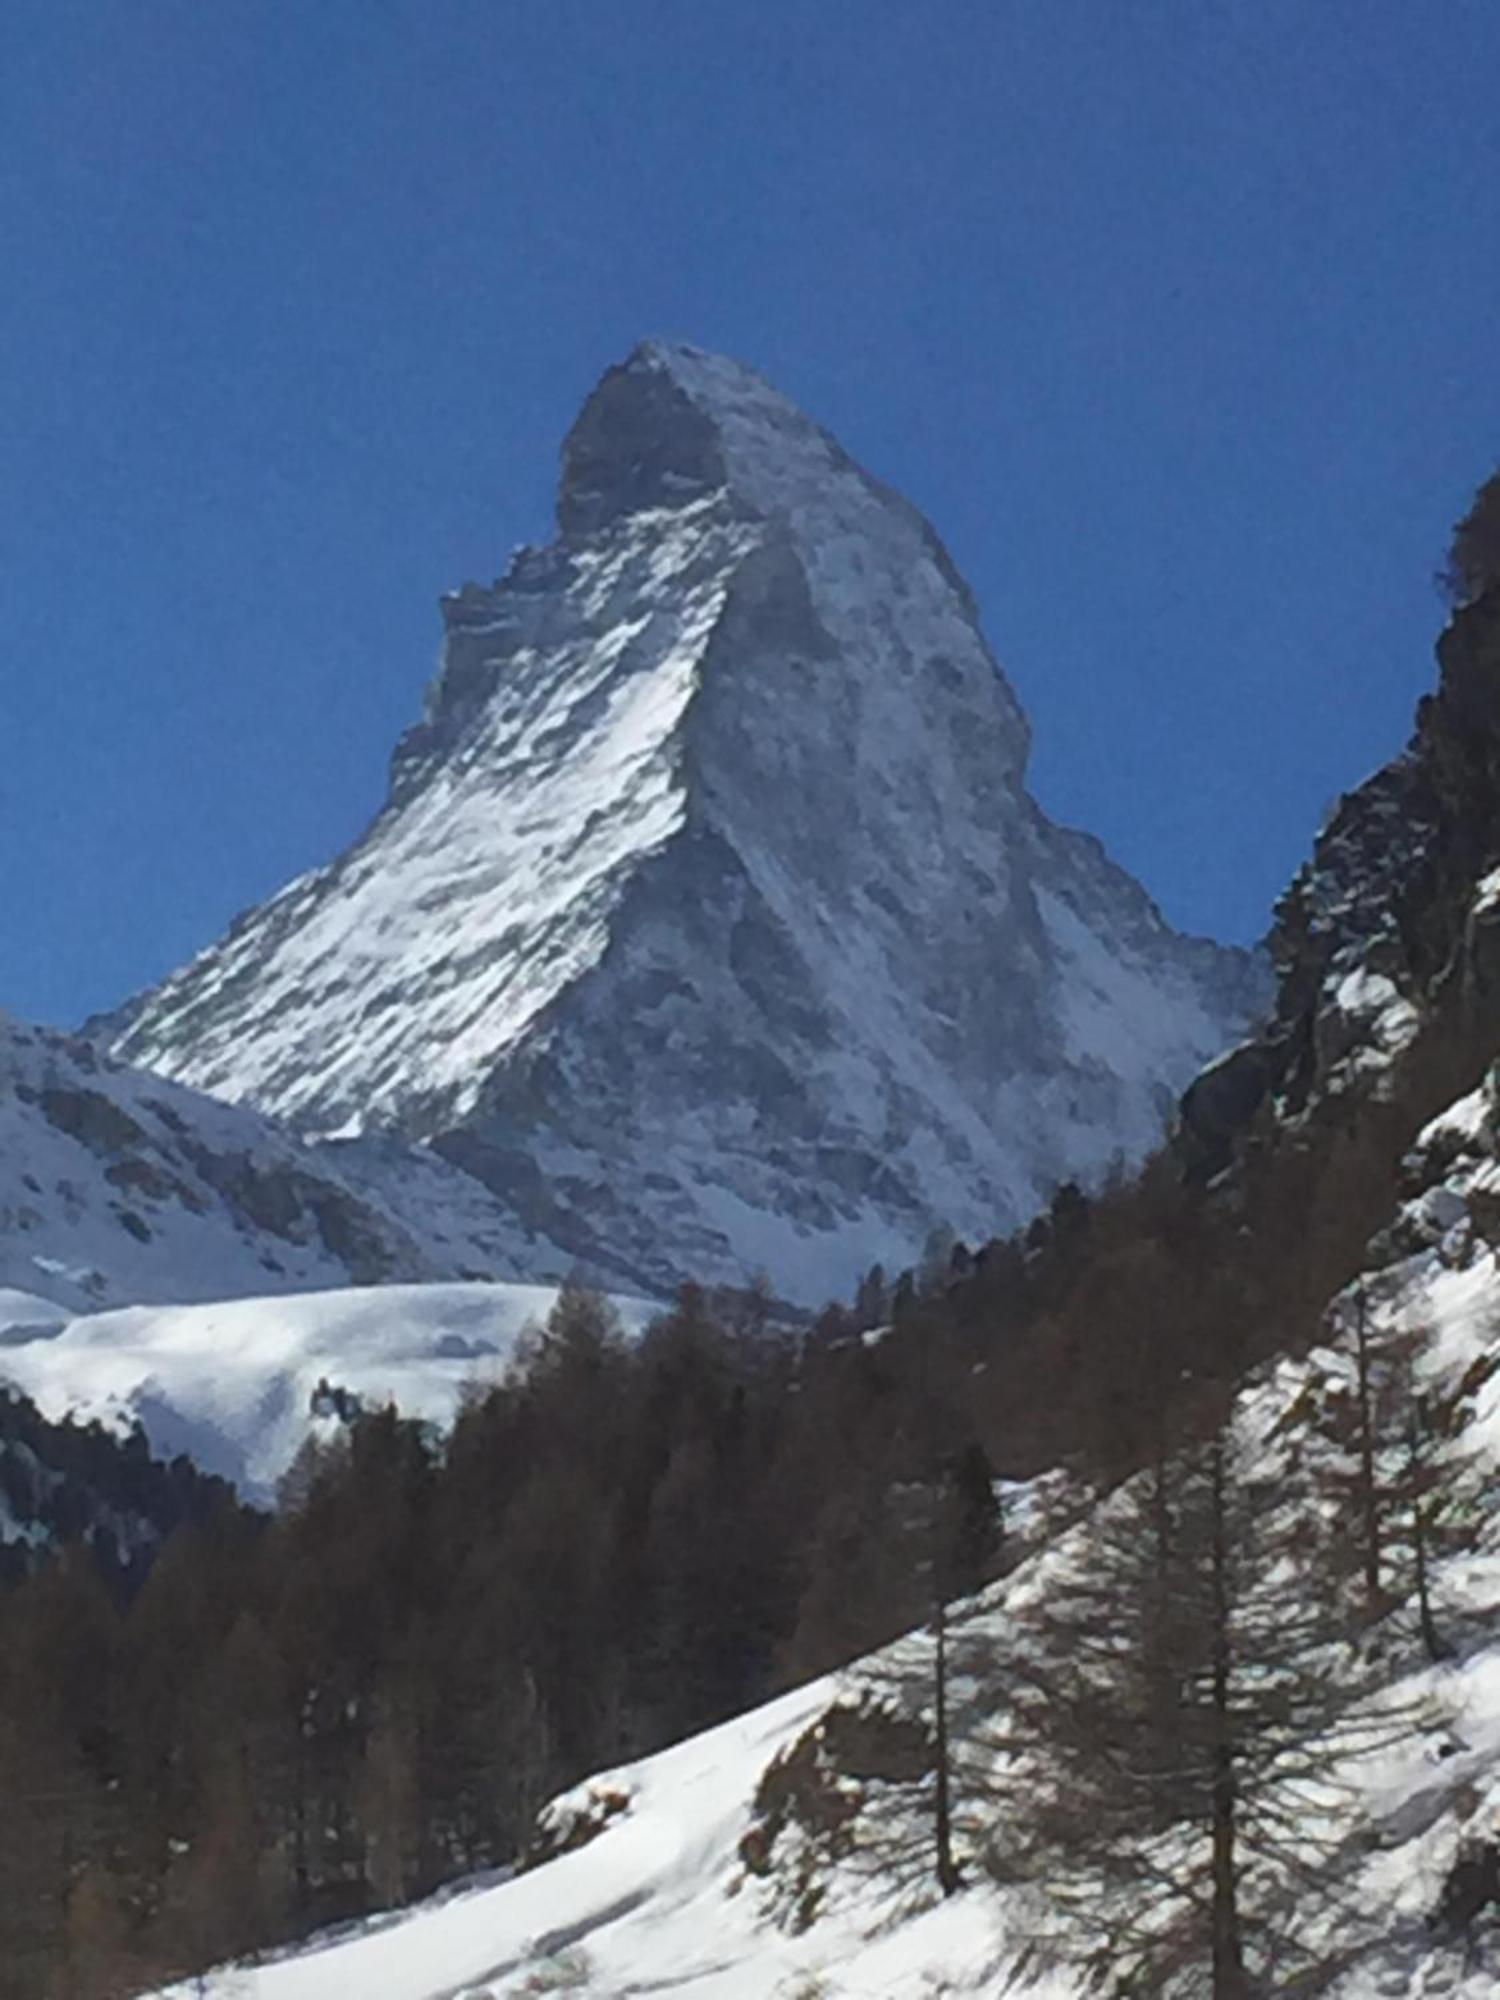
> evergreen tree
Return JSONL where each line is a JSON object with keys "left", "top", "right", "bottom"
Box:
{"left": 1001, "top": 1405, "right": 1420, "bottom": 1998}
{"left": 1305, "top": 1290, "right": 1487, "bottom": 1659}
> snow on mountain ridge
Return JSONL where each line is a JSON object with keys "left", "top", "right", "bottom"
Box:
{"left": 1, "top": 1280, "right": 657, "bottom": 1504}
{"left": 0, "top": 1012, "right": 545, "bottom": 1313}
{"left": 119, "top": 492, "right": 758, "bottom": 1144}
{"left": 110, "top": 344, "right": 1266, "bottom": 1300}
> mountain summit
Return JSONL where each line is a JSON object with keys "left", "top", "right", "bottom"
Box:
{"left": 109, "top": 342, "right": 1265, "bottom": 1299}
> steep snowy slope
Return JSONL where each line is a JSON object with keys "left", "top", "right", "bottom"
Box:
{"left": 110, "top": 342, "right": 1264, "bottom": 1302}
{"left": 0, "top": 1279, "right": 656, "bottom": 1502}
{"left": 147, "top": 1140, "right": 1500, "bottom": 1999}
{"left": 0, "top": 1012, "right": 547, "bottom": 1314}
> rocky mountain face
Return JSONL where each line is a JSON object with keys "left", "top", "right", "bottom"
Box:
{"left": 108, "top": 342, "right": 1265, "bottom": 1302}
{"left": 0, "top": 1013, "right": 539, "bottom": 1315}
{"left": 1181, "top": 583, "right": 1500, "bottom": 1178}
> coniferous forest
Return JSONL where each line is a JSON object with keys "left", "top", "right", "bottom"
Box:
{"left": 4, "top": 921, "right": 1493, "bottom": 1999}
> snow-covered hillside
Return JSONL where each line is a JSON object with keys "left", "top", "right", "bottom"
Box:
{"left": 108, "top": 341, "right": 1265, "bottom": 1303}
{"left": 151, "top": 1672, "right": 1019, "bottom": 2000}
{"left": 148, "top": 1102, "right": 1500, "bottom": 1997}
{"left": 0, "top": 1279, "right": 656, "bottom": 1504}
{"left": 0, "top": 1012, "right": 553, "bottom": 1315}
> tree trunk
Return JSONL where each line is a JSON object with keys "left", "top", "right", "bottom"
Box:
{"left": 1209, "top": 1438, "right": 1247, "bottom": 2000}
{"left": 291, "top": 1722, "right": 310, "bottom": 1914}
{"left": 933, "top": 1596, "right": 960, "bottom": 1897}
{"left": 1408, "top": 1399, "right": 1445, "bottom": 1664}
{"left": 1354, "top": 1288, "right": 1382, "bottom": 1618}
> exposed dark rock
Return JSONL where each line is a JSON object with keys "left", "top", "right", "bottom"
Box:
{"left": 1179, "top": 1041, "right": 1278, "bottom": 1180}
{"left": 557, "top": 353, "right": 727, "bottom": 538}
{"left": 1175, "top": 586, "right": 1500, "bottom": 1173}
{"left": 1433, "top": 1838, "right": 1500, "bottom": 1936}
{"left": 38, "top": 1085, "right": 146, "bottom": 1157}
{"left": 738, "top": 1698, "right": 933, "bottom": 1932}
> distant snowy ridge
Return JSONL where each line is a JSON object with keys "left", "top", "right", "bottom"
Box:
{"left": 0, "top": 1011, "right": 551, "bottom": 1314}
{"left": 110, "top": 342, "right": 1266, "bottom": 1301}
{"left": 0, "top": 1279, "right": 657, "bottom": 1504}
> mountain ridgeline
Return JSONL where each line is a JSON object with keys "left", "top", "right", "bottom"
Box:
{"left": 106, "top": 343, "right": 1265, "bottom": 1303}
{"left": 0, "top": 1012, "right": 548, "bottom": 1316}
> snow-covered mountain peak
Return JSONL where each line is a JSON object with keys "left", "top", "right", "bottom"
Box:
{"left": 557, "top": 341, "right": 1027, "bottom": 765}
{"left": 109, "top": 343, "right": 1265, "bottom": 1300}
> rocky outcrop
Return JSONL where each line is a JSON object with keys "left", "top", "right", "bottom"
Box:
{"left": 1180, "top": 588, "right": 1500, "bottom": 1179}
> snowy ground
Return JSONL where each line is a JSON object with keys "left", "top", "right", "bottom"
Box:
{"left": 137, "top": 1627, "right": 1500, "bottom": 2000}
{"left": 147, "top": 1670, "right": 1027, "bottom": 2000}
{"left": 0, "top": 1281, "right": 656, "bottom": 1504}
{"left": 0, "top": 1284, "right": 70, "bottom": 1342}
{"left": 141, "top": 1086, "right": 1500, "bottom": 1996}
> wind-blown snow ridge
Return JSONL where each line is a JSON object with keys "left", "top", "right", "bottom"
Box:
{"left": 109, "top": 342, "right": 1266, "bottom": 1300}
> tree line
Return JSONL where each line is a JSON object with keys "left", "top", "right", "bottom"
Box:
{"left": 0, "top": 1277, "right": 1004, "bottom": 1997}
{"left": 5, "top": 807, "right": 1500, "bottom": 1995}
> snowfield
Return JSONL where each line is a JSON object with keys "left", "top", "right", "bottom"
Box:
{"left": 0, "top": 1281, "right": 656, "bottom": 1504}
{"left": 0, "top": 1285, "right": 70, "bottom": 1341}
{"left": 140, "top": 1561, "right": 1500, "bottom": 1999}
{"left": 147, "top": 1672, "right": 1026, "bottom": 2000}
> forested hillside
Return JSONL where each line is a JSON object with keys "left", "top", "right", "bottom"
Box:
{"left": 0, "top": 996, "right": 1475, "bottom": 1998}
{"left": 0, "top": 1387, "right": 236, "bottom": 1590}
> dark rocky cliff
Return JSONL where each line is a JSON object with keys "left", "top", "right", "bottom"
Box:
{"left": 1182, "top": 584, "right": 1500, "bottom": 1178}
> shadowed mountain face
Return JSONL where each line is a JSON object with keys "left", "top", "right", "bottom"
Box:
{"left": 107, "top": 343, "right": 1266, "bottom": 1301}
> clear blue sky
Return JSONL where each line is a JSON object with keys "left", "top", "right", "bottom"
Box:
{"left": 5, "top": 0, "right": 1500, "bottom": 1025}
